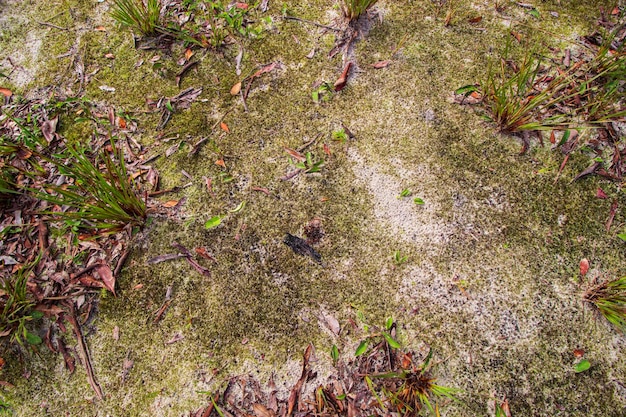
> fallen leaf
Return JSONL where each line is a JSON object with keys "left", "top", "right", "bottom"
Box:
{"left": 95, "top": 263, "right": 116, "bottom": 296}
{"left": 185, "top": 48, "right": 194, "bottom": 60}
{"left": 334, "top": 62, "right": 352, "bottom": 92}
{"left": 195, "top": 247, "right": 216, "bottom": 261}
{"left": 230, "top": 81, "right": 242, "bottom": 95}
{"left": 113, "top": 326, "right": 120, "bottom": 341}
{"left": 549, "top": 130, "right": 556, "bottom": 144}
{"left": 500, "top": 399, "right": 512, "bottom": 417}
{"left": 235, "top": 2, "right": 249, "bottom": 9}
{"left": 319, "top": 311, "right": 340, "bottom": 335}
{"left": 371, "top": 60, "right": 391, "bottom": 69}
{"left": 252, "top": 404, "right": 274, "bottom": 417}
{"left": 606, "top": 199, "right": 618, "bottom": 232}
{"left": 510, "top": 30, "right": 522, "bottom": 42}
{"left": 220, "top": 122, "right": 230, "bottom": 133}
{"left": 284, "top": 147, "right": 306, "bottom": 162}
{"left": 596, "top": 188, "right": 608, "bottom": 199}
{"left": 105, "top": 53, "right": 115, "bottom": 59}
{"left": 573, "top": 349, "right": 585, "bottom": 358}
{"left": 579, "top": 258, "right": 589, "bottom": 277}
{"left": 469, "top": 15, "right": 482, "bottom": 23}
{"left": 323, "top": 143, "right": 331, "bottom": 157}
{"left": 94, "top": 25, "right": 106, "bottom": 31}
{"left": 215, "top": 159, "right": 226, "bottom": 168}
{"left": 165, "top": 333, "right": 185, "bottom": 344}
{"left": 0, "top": 87, "right": 12, "bottom": 97}
{"left": 118, "top": 116, "right": 127, "bottom": 129}
{"left": 162, "top": 200, "right": 179, "bottom": 208}
{"left": 306, "top": 49, "right": 316, "bottom": 59}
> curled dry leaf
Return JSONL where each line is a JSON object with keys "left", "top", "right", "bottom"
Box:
{"left": 41, "top": 117, "right": 59, "bottom": 143}
{"left": 334, "top": 62, "right": 352, "bottom": 92}
{"left": 579, "top": 258, "right": 589, "bottom": 276}
{"left": 252, "top": 404, "right": 274, "bottom": 417}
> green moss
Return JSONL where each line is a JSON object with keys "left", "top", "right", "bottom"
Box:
{"left": 2, "top": 0, "right": 626, "bottom": 415}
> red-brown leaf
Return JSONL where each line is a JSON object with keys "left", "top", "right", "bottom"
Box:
{"left": 220, "top": 122, "right": 230, "bottom": 133}
{"left": 371, "top": 60, "right": 391, "bottom": 69}
{"left": 333, "top": 62, "right": 352, "bottom": 92}
{"left": 579, "top": 258, "right": 589, "bottom": 277}
{"left": 596, "top": 188, "right": 608, "bottom": 199}
{"left": 95, "top": 263, "right": 116, "bottom": 296}
{"left": 0, "top": 87, "right": 12, "bottom": 97}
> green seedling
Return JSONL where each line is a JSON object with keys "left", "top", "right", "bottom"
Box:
{"left": 332, "top": 128, "right": 348, "bottom": 142}
{"left": 398, "top": 188, "right": 412, "bottom": 198}
{"left": 331, "top": 344, "right": 339, "bottom": 366}
{"left": 574, "top": 359, "right": 591, "bottom": 373}
{"left": 295, "top": 152, "right": 324, "bottom": 173}
{"left": 413, "top": 197, "right": 425, "bottom": 205}
{"left": 312, "top": 82, "right": 334, "bottom": 103}
{"left": 393, "top": 250, "right": 408, "bottom": 265}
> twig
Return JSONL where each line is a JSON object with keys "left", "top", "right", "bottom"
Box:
{"left": 65, "top": 302, "right": 104, "bottom": 400}
{"left": 283, "top": 16, "right": 341, "bottom": 32}
{"left": 37, "top": 21, "right": 69, "bottom": 31}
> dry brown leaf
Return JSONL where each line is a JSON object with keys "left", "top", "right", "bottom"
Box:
{"left": 549, "top": 130, "right": 556, "bottom": 144}
{"left": 95, "top": 263, "right": 116, "bottom": 296}
{"left": 469, "top": 15, "right": 483, "bottom": 23}
{"left": 230, "top": 81, "right": 242, "bottom": 95}
{"left": 371, "top": 60, "right": 391, "bottom": 69}
{"left": 220, "top": 122, "right": 230, "bottom": 133}
{"left": 215, "top": 159, "right": 226, "bottom": 168}
{"left": 105, "top": 53, "right": 115, "bottom": 59}
{"left": 319, "top": 311, "right": 340, "bottom": 335}
{"left": 95, "top": 25, "right": 106, "bottom": 31}
{"left": 162, "top": 200, "right": 179, "bottom": 208}
{"left": 252, "top": 404, "right": 274, "bottom": 417}
{"left": 185, "top": 48, "right": 194, "bottom": 60}
{"left": 0, "top": 87, "right": 12, "bottom": 97}
{"left": 284, "top": 147, "right": 305, "bottom": 162}
{"left": 118, "top": 116, "right": 127, "bottom": 129}
{"left": 41, "top": 116, "right": 58, "bottom": 143}
{"left": 579, "top": 258, "right": 589, "bottom": 277}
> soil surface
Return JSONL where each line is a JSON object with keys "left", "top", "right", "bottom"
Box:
{"left": 1, "top": 0, "right": 626, "bottom": 416}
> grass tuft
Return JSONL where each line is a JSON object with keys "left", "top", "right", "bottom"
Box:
{"left": 111, "top": 0, "right": 161, "bottom": 37}
{"left": 32, "top": 138, "right": 146, "bottom": 233}
{"left": 342, "top": 0, "right": 379, "bottom": 21}
{"left": 583, "top": 276, "right": 626, "bottom": 333}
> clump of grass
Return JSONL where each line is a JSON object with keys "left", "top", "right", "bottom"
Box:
{"left": 382, "top": 369, "right": 458, "bottom": 415}
{"left": 342, "top": 0, "right": 379, "bottom": 21}
{"left": 0, "top": 255, "right": 43, "bottom": 347}
{"left": 583, "top": 276, "right": 626, "bottom": 333}
{"left": 33, "top": 139, "right": 146, "bottom": 233}
{"left": 110, "top": 0, "right": 161, "bottom": 37}
{"left": 480, "top": 26, "right": 626, "bottom": 134}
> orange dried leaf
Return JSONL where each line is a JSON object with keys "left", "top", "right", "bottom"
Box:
{"left": 162, "top": 200, "right": 179, "bottom": 208}
{"left": 0, "top": 87, "right": 12, "bottom": 97}
{"left": 95, "top": 25, "right": 106, "bottom": 31}
{"left": 215, "top": 159, "right": 226, "bottom": 168}
{"left": 549, "top": 130, "right": 556, "bottom": 144}
{"left": 235, "top": 2, "right": 249, "bottom": 9}
{"left": 579, "top": 258, "right": 589, "bottom": 276}
{"left": 118, "top": 116, "right": 127, "bottom": 129}
{"left": 185, "top": 48, "right": 194, "bottom": 60}
{"left": 573, "top": 349, "right": 585, "bottom": 358}
{"left": 469, "top": 16, "right": 483, "bottom": 23}
{"left": 220, "top": 121, "right": 230, "bottom": 133}
{"left": 230, "top": 81, "right": 242, "bottom": 95}
{"left": 284, "top": 147, "right": 305, "bottom": 161}
{"left": 510, "top": 31, "right": 522, "bottom": 42}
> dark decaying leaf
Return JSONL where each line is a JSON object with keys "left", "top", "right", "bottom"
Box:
{"left": 287, "top": 344, "right": 312, "bottom": 416}
{"left": 41, "top": 116, "right": 58, "bottom": 143}
{"left": 334, "top": 62, "right": 352, "bottom": 92}
{"left": 283, "top": 233, "right": 322, "bottom": 264}
{"left": 95, "top": 263, "right": 116, "bottom": 296}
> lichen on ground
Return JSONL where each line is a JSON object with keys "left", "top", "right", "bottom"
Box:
{"left": 1, "top": 0, "right": 626, "bottom": 416}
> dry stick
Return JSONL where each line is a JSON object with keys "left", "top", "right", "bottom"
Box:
{"left": 66, "top": 302, "right": 104, "bottom": 400}
{"left": 37, "top": 21, "right": 69, "bottom": 30}
{"left": 283, "top": 16, "right": 341, "bottom": 32}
